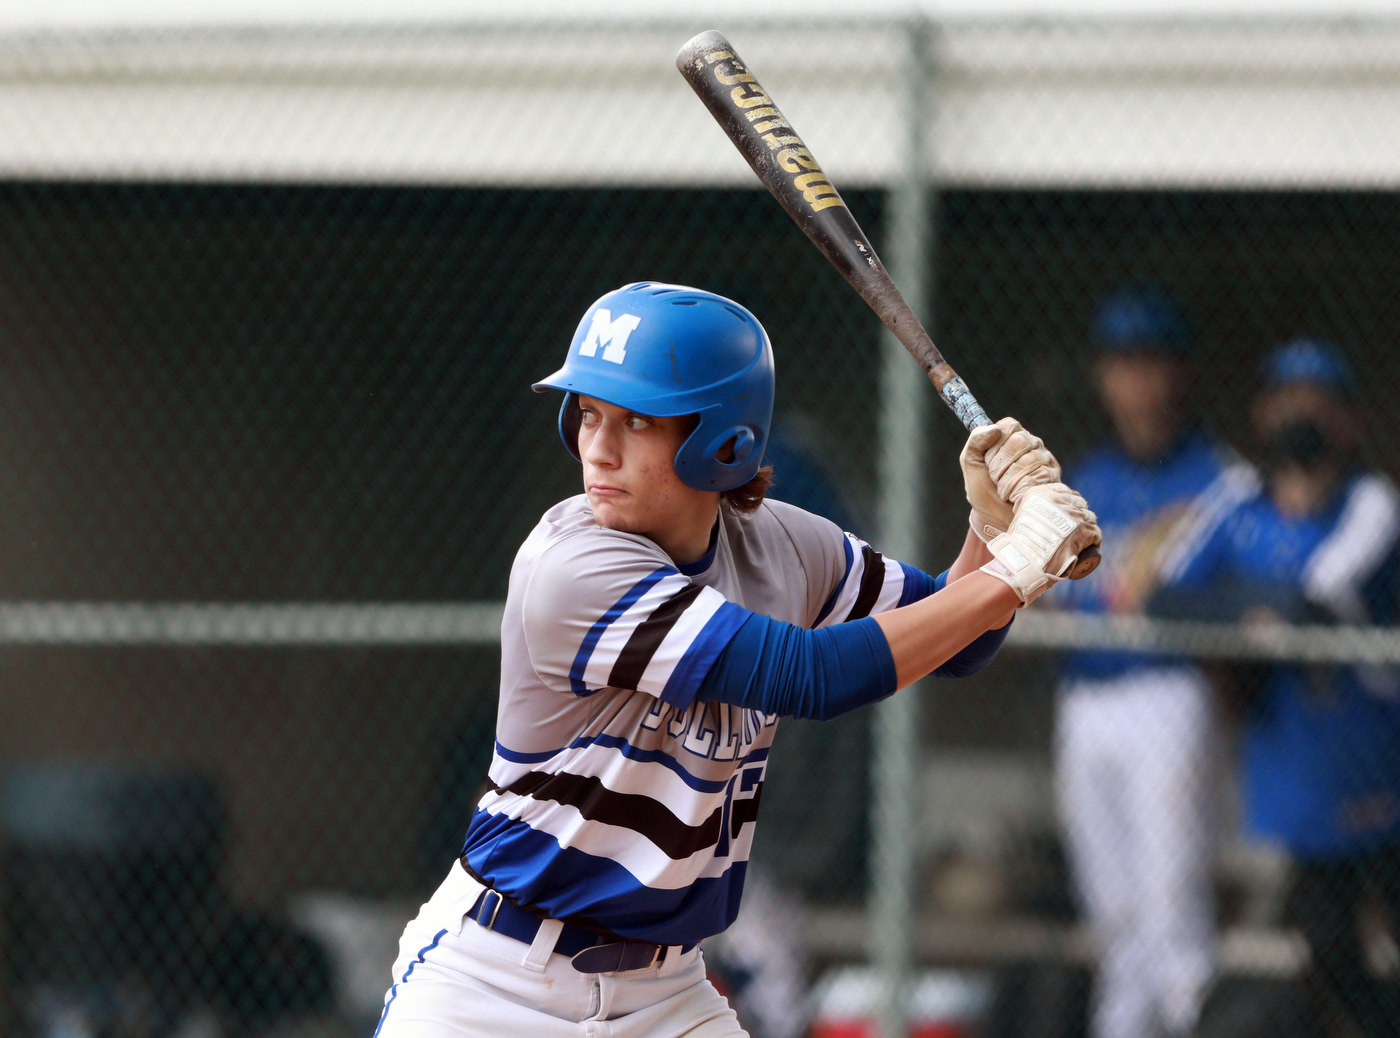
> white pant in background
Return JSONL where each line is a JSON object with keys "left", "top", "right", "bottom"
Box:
{"left": 1056, "top": 666, "right": 1220, "bottom": 1038}
{"left": 374, "top": 863, "right": 746, "bottom": 1038}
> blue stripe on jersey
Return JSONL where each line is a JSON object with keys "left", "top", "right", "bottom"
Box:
{"left": 462, "top": 807, "right": 749, "bottom": 945}
{"left": 814, "top": 535, "right": 856, "bottom": 626}
{"left": 897, "top": 562, "right": 942, "bottom": 606}
{"left": 494, "top": 734, "right": 771, "bottom": 793}
{"left": 493, "top": 741, "right": 567, "bottom": 766}
{"left": 568, "top": 565, "right": 676, "bottom": 694}
{"left": 659, "top": 599, "right": 752, "bottom": 708}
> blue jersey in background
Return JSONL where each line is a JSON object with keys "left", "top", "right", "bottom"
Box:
{"left": 1158, "top": 469, "right": 1400, "bottom": 858}
{"left": 1057, "top": 430, "right": 1239, "bottom": 682}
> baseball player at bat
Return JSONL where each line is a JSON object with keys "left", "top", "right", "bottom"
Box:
{"left": 374, "top": 282, "right": 1100, "bottom": 1037}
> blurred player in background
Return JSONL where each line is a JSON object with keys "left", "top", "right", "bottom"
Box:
{"left": 373, "top": 281, "right": 1100, "bottom": 1037}
{"left": 1051, "top": 287, "right": 1241, "bottom": 1038}
{"left": 1153, "top": 339, "right": 1400, "bottom": 1036}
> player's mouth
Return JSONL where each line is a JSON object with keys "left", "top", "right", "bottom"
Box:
{"left": 588, "top": 482, "right": 626, "bottom": 497}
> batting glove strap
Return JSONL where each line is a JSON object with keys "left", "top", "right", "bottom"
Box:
{"left": 969, "top": 508, "right": 1008, "bottom": 545}
{"left": 980, "top": 491, "right": 1084, "bottom": 606}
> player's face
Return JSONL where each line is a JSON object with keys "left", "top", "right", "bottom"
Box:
{"left": 576, "top": 396, "right": 719, "bottom": 563}
{"left": 1095, "top": 352, "right": 1183, "bottom": 461}
{"left": 1252, "top": 383, "right": 1354, "bottom": 517}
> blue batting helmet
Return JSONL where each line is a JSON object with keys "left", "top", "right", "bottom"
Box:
{"left": 1261, "top": 338, "right": 1357, "bottom": 398}
{"left": 1092, "top": 287, "right": 1192, "bottom": 355}
{"left": 532, "top": 282, "right": 776, "bottom": 492}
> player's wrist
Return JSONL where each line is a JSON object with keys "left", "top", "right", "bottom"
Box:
{"left": 975, "top": 559, "right": 1032, "bottom": 608}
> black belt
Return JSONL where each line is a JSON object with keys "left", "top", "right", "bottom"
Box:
{"left": 464, "top": 884, "right": 694, "bottom": 974}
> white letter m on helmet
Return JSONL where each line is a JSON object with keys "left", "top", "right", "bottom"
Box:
{"left": 578, "top": 309, "right": 641, "bottom": 364}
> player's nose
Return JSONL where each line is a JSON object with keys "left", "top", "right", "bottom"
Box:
{"left": 581, "top": 421, "right": 621, "bottom": 466}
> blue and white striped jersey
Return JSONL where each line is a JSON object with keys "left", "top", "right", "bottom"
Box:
{"left": 461, "top": 494, "right": 919, "bottom": 945}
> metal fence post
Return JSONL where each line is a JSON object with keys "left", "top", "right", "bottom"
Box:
{"left": 871, "top": 16, "right": 937, "bottom": 1038}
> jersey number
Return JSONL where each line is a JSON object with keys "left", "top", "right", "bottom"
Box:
{"left": 715, "top": 761, "right": 765, "bottom": 858}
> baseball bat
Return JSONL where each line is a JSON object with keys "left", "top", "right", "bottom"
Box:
{"left": 676, "top": 29, "right": 1099, "bottom": 579}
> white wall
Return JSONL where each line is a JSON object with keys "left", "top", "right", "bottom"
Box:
{"left": 0, "top": 12, "right": 1396, "bottom": 188}
{"left": 1, "top": 0, "right": 1397, "bottom": 31}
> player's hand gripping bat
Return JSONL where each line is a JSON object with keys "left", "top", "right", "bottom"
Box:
{"left": 676, "top": 29, "right": 1100, "bottom": 579}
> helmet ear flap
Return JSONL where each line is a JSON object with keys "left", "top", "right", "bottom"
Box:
{"left": 677, "top": 424, "right": 761, "bottom": 491}
{"left": 729, "top": 428, "right": 758, "bottom": 466}
{"left": 557, "top": 393, "right": 583, "bottom": 460}
{"left": 703, "top": 427, "right": 758, "bottom": 468}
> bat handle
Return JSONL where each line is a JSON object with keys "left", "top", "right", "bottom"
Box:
{"left": 935, "top": 373, "right": 1101, "bottom": 580}
{"left": 936, "top": 373, "right": 992, "bottom": 432}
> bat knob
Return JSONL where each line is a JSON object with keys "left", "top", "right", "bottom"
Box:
{"left": 1066, "top": 546, "right": 1101, "bottom": 581}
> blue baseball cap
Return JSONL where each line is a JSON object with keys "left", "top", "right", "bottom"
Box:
{"left": 1261, "top": 338, "right": 1357, "bottom": 398}
{"left": 1092, "top": 287, "right": 1191, "bottom": 355}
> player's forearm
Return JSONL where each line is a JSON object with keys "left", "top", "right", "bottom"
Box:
{"left": 946, "top": 526, "right": 994, "bottom": 582}
{"left": 874, "top": 571, "right": 1018, "bottom": 689}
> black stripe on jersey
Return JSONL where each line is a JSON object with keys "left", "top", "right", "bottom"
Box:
{"left": 495, "top": 770, "right": 733, "bottom": 861}
{"left": 607, "top": 584, "right": 705, "bottom": 691}
{"left": 848, "top": 546, "right": 888, "bottom": 620}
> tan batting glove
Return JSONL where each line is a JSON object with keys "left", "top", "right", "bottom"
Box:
{"left": 969, "top": 508, "right": 1007, "bottom": 545}
{"left": 985, "top": 420, "right": 1061, "bottom": 505}
{"left": 980, "top": 483, "right": 1101, "bottom": 606}
{"left": 960, "top": 419, "right": 1018, "bottom": 531}
{"left": 961, "top": 417, "right": 1063, "bottom": 529}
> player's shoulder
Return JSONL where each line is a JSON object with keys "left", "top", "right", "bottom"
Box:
{"left": 530, "top": 495, "right": 602, "bottom": 544}
{"left": 1068, "top": 443, "right": 1134, "bottom": 484}
{"left": 531, "top": 494, "right": 595, "bottom": 538}
{"left": 737, "top": 497, "right": 848, "bottom": 555}
{"left": 1071, "top": 430, "right": 1234, "bottom": 486}
{"left": 521, "top": 495, "right": 672, "bottom": 574}
{"left": 749, "top": 496, "right": 843, "bottom": 530}
{"left": 1338, "top": 468, "right": 1400, "bottom": 529}
{"left": 1180, "top": 430, "right": 1245, "bottom": 475}
{"left": 1346, "top": 467, "right": 1400, "bottom": 502}
{"left": 520, "top": 495, "right": 677, "bottom": 593}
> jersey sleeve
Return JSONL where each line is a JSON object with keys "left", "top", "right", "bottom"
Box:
{"left": 756, "top": 500, "right": 924, "bottom": 627}
{"left": 520, "top": 530, "right": 751, "bottom": 707}
{"left": 1156, "top": 461, "right": 1260, "bottom": 591}
{"left": 1301, "top": 473, "right": 1400, "bottom": 623}
{"left": 809, "top": 529, "right": 926, "bottom": 627}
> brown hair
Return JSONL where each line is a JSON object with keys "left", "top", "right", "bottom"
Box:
{"left": 721, "top": 464, "right": 774, "bottom": 515}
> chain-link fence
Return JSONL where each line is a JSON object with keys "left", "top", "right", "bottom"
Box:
{"left": 1, "top": 11, "right": 1399, "bottom": 1038}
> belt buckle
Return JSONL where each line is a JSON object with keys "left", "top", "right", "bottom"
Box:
{"left": 476, "top": 889, "right": 503, "bottom": 930}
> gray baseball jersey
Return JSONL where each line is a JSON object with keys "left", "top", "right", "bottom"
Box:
{"left": 460, "top": 493, "right": 917, "bottom": 946}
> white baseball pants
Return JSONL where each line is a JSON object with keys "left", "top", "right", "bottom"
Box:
{"left": 1056, "top": 666, "right": 1220, "bottom": 1038}
{"left": 373, "top": 862, "right": 747, "bottom": 1037}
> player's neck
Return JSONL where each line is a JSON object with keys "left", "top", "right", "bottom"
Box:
{"left": 653, "top": 507, "right": 721, "bottom": 566}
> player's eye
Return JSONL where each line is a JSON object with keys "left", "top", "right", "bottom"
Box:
{"left": 625, "top": 414, "right": 653, "bottom": 431}
{"left": 577, "top": 407, "right": 599, "bottom": 426}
